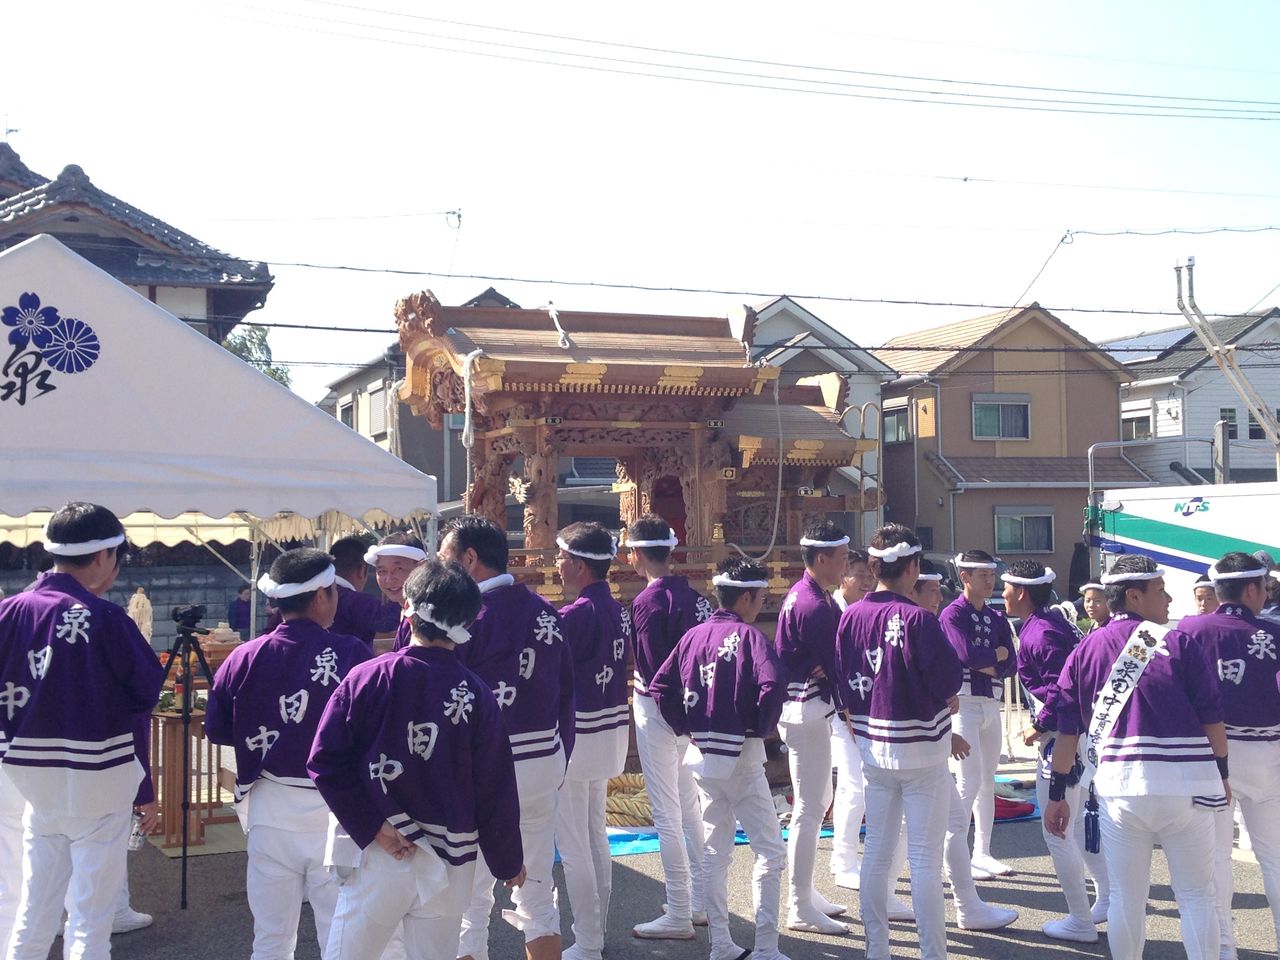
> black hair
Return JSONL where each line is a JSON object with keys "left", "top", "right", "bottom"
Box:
{"left": 627, "top": 514, "right": 674, "bottom": 564}
{"left": 911, "top": 558, "right": 941, "bottom": 597}
{"left": 442, "top": 515, "right": 508, "bottom": 573}
{"left": 44, "top": 502, "right": 126, "bottom": 570}
{"left": 1005, "top": 559, "right": 1053, "bottom": 607}
{"left": 1212, "top": 551, "right": 1267, "bottom": 603}
{"left": 270, "top": 548, "right": 336, "bottom": 616}
{"left": 848, "top": 548, "right": 870, "bottom": 566}
{"left": 377, "top": 531, "right": 425, "bottom": 552}
{"left": 714, "top": 556, "right": 770, "bottom": 609}
{"left": 800, "top": 519, "right": 848, "bottom": 568}
{"left": 868, "top": 523, "right": 921, "bottom": 582}
{"left": 558, "top": 521, "right": 614, "bottom": 580}
{"left": 405, "top": 560, "right": 482, "bottom": 643}
{"left": 330, "top": 534, "right": 374, "bottom": 576}
{"left": 957, "top": 549, "right": 996, "bottom": 582}
{"left": 1103, "top": 554, "right": 1161, "bottom": 610}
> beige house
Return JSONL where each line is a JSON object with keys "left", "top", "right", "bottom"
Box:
{"left": 873, "top": 304, "right": 1149, "bottom": 589}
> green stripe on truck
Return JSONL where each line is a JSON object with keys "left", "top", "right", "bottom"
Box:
{"left": 1106, "top": 511, "right": 1280, "bottom": 562}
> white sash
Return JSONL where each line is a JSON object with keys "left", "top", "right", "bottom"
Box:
{"left": 1078, "top": 619, "right": 1171, "bottom": 793}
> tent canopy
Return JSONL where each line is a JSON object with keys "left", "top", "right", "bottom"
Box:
{"left": 0, "top": 235, "right": 436, "bottom": 547}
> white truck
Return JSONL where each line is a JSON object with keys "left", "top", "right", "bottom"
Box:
{"left": 1090, "top": 480, "right": 1280, "bottom": 621}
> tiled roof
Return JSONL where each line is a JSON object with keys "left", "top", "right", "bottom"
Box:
{"left": 872, "top": 307, "right": 1029, "bottom": 376}
{"left": 0, "top": 144, "right": 47, "bottom": 195}
{"left": 1101, "top": 310, "right": 1278, "bottom": 381}
{"left": 0, "top": 164, "right": 271, "bottom": 287}
{"left": 928, "top": 454, "right": 1149, "bottom": 485}
{"left": 722, "top": 398, "right": 851, "bottom": 443}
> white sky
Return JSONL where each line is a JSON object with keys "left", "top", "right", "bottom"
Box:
{"left": 6, "top": 0, "right": 1280, "bottom": 400}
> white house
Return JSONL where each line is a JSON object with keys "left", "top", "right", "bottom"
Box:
{"left": 1102, "top": 309, "right": 1280, "bottom": 484}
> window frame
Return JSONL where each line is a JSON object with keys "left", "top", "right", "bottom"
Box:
{"left": 882, "top": 407, "right": 911, "bottom": 444}
{"left": 993, "top": 506, "right": 1055, "bottom": 555}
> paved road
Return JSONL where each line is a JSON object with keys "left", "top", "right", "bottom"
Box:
{"left": 104, "top": 818, "right": 1274, "bottom": 959}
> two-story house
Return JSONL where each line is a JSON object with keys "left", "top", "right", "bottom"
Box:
{"left": 1101, "top": 309, "right": 1280, "bottom": 484}
{"left": 872, "top": 304, "right": 1149, "bottom": 586}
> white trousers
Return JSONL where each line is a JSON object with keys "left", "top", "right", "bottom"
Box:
{"left": 8, "top": 808, "right": 130, "bottom": 960}
{"left": 861, "top": 762, "right": 950, "bottom": 960}
{"left": 247, "top": 824, "right": 339, "bottom": 960}
{"left": 695, "top": 756, "right": 785, "bottom": 957}
{"left": 949, "top": 696, "right": 1001, "bottom": 860}
{"left": 633, "top": 693, "right": 705, "bottom": 918}
{"left": 458, "top": 751, "right": 562, "bottom": 960}
{"left": 1100, "top": 794, "right": 1218, "bottom": 960}
{"left": 830, "top": 718, "right": 865, "bottom": 877}
{"left": 0, "top": 775, "right": 24, "bottom": 957}
{"left": 777, "top": 714, "right": 832, "bottom": 914}
{"left": 326, "top": 845, "right": 472, "bottom": 960}
{"left": 1032, "top": 737, "right": 1110, "bottom": 922}
{"left": 1213, "top": 740, "right": 1280, "bottom": 955}
{"left": 555, "top": 778, "right": 611, "bottom": 954}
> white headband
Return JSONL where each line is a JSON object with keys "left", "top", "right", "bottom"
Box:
{"left": 556, "top": 535, "right": 618, "bottom": 562}
{"left": 365, "top": 544, "right": 427, "bottom": 566}
{"left": 868, "top": 542, "right": 921, "bottom": 562}
{"left": 800, "top": 535, "right": 851, "bottom": 549}
{"left": 955, "top": 554, "right": 998, "bottom": 570}
{"left": 1100, "top": 567, "right": 1167, "bottom": 585}
{"left": 712, "top": 574, "right": 770, "bottom": 589}
{"left": 43, "top": 533, "right": 126, "bottom": 557}
{"left": 626, "top": 533, "right": 679, "bottom": 549}
{"left": 1208, "top": 563, "right": 1271, "bottom": 582}
{"left": 412, "top": 602, "right": 472, "bottom": 645}
{"left": 258, "top": 564, "right": 337, "bottom": 600}
{"left": 1001, "top": 567, "right": 1056, "bottom": 587}
{"left": 915, "top": 572, "right": 943, "bottom": 582}
{"left": 1079, "top": 582, "right": 1104, "bottom": 594}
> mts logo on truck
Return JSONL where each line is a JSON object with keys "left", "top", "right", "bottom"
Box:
{"left": 1174, "top": 497, "right": 1210, "bottom": 517}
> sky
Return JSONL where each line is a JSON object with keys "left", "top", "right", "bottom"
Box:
{"left": 6, "top": 0, "right": 1280, "bottom": 401}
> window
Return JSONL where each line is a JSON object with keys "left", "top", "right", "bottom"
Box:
{"left": 1122, "top": 413, "right": 1152, "bottom": 441}
{"left": 972, "top": 393, "right": 1030, "bottom": 440}
{"left": 994, "top": 507, "right": 1054, "bottom": 553}
{"left": 368, "top": 385, "right": 387, "bottom": 436}
{"left": 1219, "top": 407, "right": 1238, "bottom": 440}
{"left": 1249, "top": 411, "right": 1269, "bottom": 440}
{"left": 883, "top": 408, "right": 910, "bottom": 444}
{"left": 339, "top": 402, "right": 353, "bottom": 428}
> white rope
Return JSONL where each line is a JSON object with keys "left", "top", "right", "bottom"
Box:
{"left": 626, "top": 534, "right": 679, "bottom": 549}
{"left": 955, "top": 554, "right": 998, "bottom": 570}
{"left": 1001, "top": 567, "right": 1056, "bottom": 586}
{"left": 712, "top": 574, "right": 770, "bottom": 588}
{"left": 411, "top": 601, "right": 472, "bottom": 645}
{"left": 868, "top": 542, "right": 921, "bottom": 562}
{"left": 800, "top": 535, "right": 851, "bottom": 548}
{"left": 556, "top": 535, "right": 618, "bottom": 561}
{"left": 1208, "top": 562, "right": 1270, "bottom": 582}
{"left": 726, "top": 376, "right": 783, "bottom": 562}
{"left": 43, "top": 533, "right": 125, "bottom": 556}
{"left": 258, "top": 564, "right": 336, "bottom": 599}
{"left": 461, "top": 348, "right": 485, "bottom": 500}
{"left": 1100, "top": 567, "right": 1166, "bottom": 585}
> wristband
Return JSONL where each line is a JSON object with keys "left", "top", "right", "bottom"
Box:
{"left": 1048, "top": 770, "right": 1069, "bottom": 802}
{"left": 1216, "top": 755, "right": 1229, "bottom": 780}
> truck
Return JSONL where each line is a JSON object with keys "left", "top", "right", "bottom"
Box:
{"left": 1090, "top": 480, "right": 1280, "bottom": 621}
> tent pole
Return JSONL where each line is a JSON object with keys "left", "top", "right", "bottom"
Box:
{"left": 427, "top": 515, "right": 438, "bottom": 554}
{"left": 184, "top": 528, "right": 251, "bottom": 584}
{"left": 249, "top": 537, "right": 261, "bottom": 637}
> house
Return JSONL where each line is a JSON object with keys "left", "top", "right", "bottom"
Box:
{"left": 0, "top": 144, "right": 272, "bottom": 341}
{"left": 872, "top": 304, "right": 1149, "bottom": 586}
{"left": 1101, "top": 309, "right": 1280, "bottom": 484}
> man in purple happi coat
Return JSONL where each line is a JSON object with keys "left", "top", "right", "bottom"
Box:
{"left": 328, "top": 535, "right": 401, "bottom": 647}
{"left": 1178, "top": 551, "right": 1280, "bottom": 960}
{"left": 1004, "top": 560, "right": 1109, "bottom": 943}
{"left": 939, "top": 548, "right": 1017, "bottom": 879}
{"left": 625, "top": 514, "right": 712, "bottom": 940}
{"left": 205, "top": 547, "right": 372, "bottom": 959}
{"left": 833, "top": 523, "right": 962, "bottom": 960}
{"left": 774, "top": 520, "right": 850, "bottom": 935}
{"left": 1044, "top": 554, "right": 1229, "bottom": 960}
{"left": 439, "top": 516, "right": 573, "bottom": 960}
{"left": 308, "top": 560, "right": 524, "bottom": 960}
{"left": 0, "top": 502, "right": 163, "bottom": 960}
{"left": 553, "top": 522, "right": 629, "bottom": 960}
{"left": 651, "top": 556, "right": 788, "bottom": 960}
{"left": 368, "top": 533, "right": 429, "bottom": 654}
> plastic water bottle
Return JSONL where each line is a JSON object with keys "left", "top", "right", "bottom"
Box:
{"left": 128, "top": 812, "right": 146, "bottom": 852}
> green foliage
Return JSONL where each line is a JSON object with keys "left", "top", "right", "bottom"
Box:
{"left": 221, "top": 323, "right": 291, "bottom": 387}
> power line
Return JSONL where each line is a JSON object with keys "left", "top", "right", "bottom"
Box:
{"left": 1071, "top": 226, "right": 1280, "bottom": 238}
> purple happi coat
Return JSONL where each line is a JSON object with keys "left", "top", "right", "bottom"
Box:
{"left": 0, "top": 573, "right": 164, "bottom": 816}
{"left": 308, "top": 645, "right": 522, "bottom": 877}
{"left": 457, "top": 577, "right": 576, "bottom": 766}
{"left": 332, "top": 580, "right": 401, "bottom": 646}
{"left": 559, "top": 581, "right": 629, "bottom": 781}
{"left": 1015, "top": 605, "right": 1082, "bottom": 731}
{"left": 649, "top": 609, "right": 784, "bottom": 780}
{"left": 833, "top": 591, "right": 963, "bottom": 770}
{"left": 939, "top": 596, "right": 1016, "bottom": 699}
{"left": 1178, "top": 604, "right": 1280, "bottom": 743}
{"left": 629, "top": 575, "right": 713, "bottom": 697}
{"left": 775, "top": 571, "right": 841, "bottom": 723}
{"left": 1056, "top": 612, "right": 1223, "bottom": 798}
{"left": 205, "top": 618, "right": 372, "bottom": 799}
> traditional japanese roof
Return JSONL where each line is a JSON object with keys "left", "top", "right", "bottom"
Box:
{"left": 925, "top": 452, "right": 1150, "bottom": 488}
{"left": 872, "top": 303, "right": 1127, "bottom": 380}
{"left": 0, "top": 160, "right": 272, "bottom": 291}
{"left": 396, "top": 289, "right": 777, "bottom": 405}
{"left": 1101, "top": 309, "right": 1280, "bottom": 382}
{"left": 0, "top": 143, "right": 47, "bottom": 197}
{"left": 723, "top": 389, "right": 875, "bottom": 467}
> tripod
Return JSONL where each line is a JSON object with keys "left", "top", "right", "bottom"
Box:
{"left": 160, "top": 620, "right": 214, "bottom": 910}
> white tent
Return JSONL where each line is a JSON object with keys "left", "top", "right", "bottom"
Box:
{"left": 0, "top": 235, "right": 436, "bottom": 551}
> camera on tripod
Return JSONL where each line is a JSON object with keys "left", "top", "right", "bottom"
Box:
{"left": 171, "top": 604, "right": 206, "bottom": 633}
